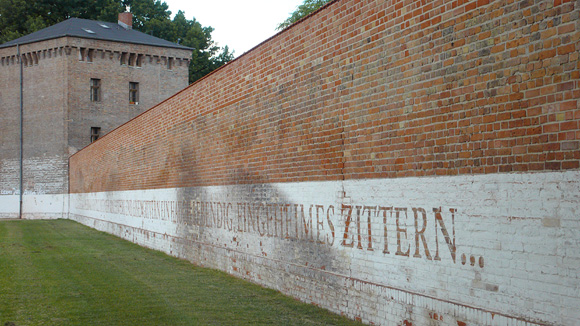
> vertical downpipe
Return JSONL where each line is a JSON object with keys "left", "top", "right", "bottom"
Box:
{"left": 18, "top": 44, "right": 24, "bottom": 219}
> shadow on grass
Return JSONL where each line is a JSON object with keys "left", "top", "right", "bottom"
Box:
{"left": 0, "top": 219, "right": 361, "bottom": 326}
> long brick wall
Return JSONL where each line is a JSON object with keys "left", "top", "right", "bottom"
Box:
{"left": 69, "top": 0, "right": 580, "bottom": 325}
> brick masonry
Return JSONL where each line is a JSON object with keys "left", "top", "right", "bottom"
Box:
{"left": 0, "top": 39, "right": 69, "bottom": 218}
{"left": 0, "top": 34, "right": 190, "bottom": 218}
{"left": 69, "top": 172, "right": 579, "bottom": 325}
{"left": 68, "top": 0, "right": 579, "bottom": 325}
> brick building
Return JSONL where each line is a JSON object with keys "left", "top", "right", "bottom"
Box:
{"left": 68, "top": 0, "right": 580, "bottom": 325}
{"left": 0, "top": 13, "right": 192, "bottom": 218}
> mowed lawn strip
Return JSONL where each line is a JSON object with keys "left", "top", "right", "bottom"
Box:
{"left": 0, "top": 220, "right": 361, "bottom": 326}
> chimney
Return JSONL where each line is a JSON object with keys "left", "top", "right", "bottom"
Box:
{"left": 118, "top": 12, "right": 132, "bottom": 29}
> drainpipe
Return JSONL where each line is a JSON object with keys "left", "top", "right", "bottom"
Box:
{"left": 17, "top": 44, "right": 23, "bottom": 219}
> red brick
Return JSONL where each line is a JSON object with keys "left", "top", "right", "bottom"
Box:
{"left": 561, "top": 100, "right": 578, "bottom": 110}
{"left": 67, "top": 0, "right": 580, "bottom": 195}
{"left": 558, "top": 44, "right": 575, "bottom": 55}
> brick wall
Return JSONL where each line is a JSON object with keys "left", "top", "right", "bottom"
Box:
{"left": 0, "top": 35, "right": 189, "bottom": 218}
{"left": 65, "top": 37, "right": 190, "bottom": 154}
{"left": 0, "top": 39, "right": 70, "bottom": 218}
{"left": 69, "top": 0, "right": 580, "bottom": 325}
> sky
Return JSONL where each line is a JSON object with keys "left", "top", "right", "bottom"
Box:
{"left": 162, "top": 0, "right": 305, "bottom": 57}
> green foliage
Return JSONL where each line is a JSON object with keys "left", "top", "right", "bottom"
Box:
{"left": 0, "top": 0, "right": 233, "bottom": 83}
{"left": 277, "top": 0, "right": 332, "bottom": 30}
{"left": 135, "top": 9, "right": 234, "bottom": 83}
{"left": 0, "top": 0, "right": 123, "bottom": 42}
{"left": 0, "top": 220, "right": 362, "bottom": 325}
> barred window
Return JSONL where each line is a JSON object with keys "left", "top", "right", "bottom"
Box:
{"left": 129, "top": 82, "right": 139, "bottom": 104}
{"left": 90, "top": 127, "right": 101, "bottom": 143}
{"left": 90, "top": 78, "right": 101, "bottom": 102}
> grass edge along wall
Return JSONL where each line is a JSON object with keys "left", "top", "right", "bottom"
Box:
{"left": 69, "top": 0, "right": 580, "bottom": 325}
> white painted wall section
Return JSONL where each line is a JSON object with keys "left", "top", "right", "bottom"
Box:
{"left": 68, "top": 171, "right": 580, "bottom": 325}
{"left": 0, "top": 194, "right": 68, "bottom": 219}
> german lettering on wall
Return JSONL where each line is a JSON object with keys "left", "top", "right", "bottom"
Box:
{"left": 69, "top": 0, "right": 580, "bottom": 325}
{"left": 76, "top": 198, "right": 469, "bottom": 265}
{"left": 70, "top": 173, "right": 579, "bottom": 326}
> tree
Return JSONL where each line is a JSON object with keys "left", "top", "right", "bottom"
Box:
{"left": 277, "top": 0, "right": 332, "bottom": 30}
{"left": 135, "top": 9, "right": 234, "bottom": 83}
{"left": 0, "top": 0, "right": 123, "bottom": 42}
{"left": 0, "top": 0, "right": 233, "bottom": 83}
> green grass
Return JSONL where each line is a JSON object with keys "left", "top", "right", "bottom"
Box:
{"left": 0, "top": 220, "right": 360, "bottom": 326}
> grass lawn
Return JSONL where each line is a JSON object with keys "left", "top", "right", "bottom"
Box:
{"left": 0, "top": 220, "right": 360, "bottom": 326}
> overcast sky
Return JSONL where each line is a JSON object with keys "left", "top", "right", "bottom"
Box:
{"left": 162, "top": 0, "right": 305, "bottom": 57}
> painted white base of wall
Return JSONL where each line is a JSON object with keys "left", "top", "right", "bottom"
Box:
{"left": 0, "top": 195, "right": 19, "bottom": 218}
{"left": 68, "top": 171, "right": 579, "bottom": 325}
{"left": 0, "top": 194, "right": 68, "bottom": 219}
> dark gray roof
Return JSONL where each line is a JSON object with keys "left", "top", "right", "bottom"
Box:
{"left": 0, "top": 17, "right": 192, "bottom": 50}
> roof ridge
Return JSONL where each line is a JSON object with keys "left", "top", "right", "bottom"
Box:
{"left": 64, "top": 17, "right": 76, "bottom": 36}
{"left": 0, "top": 17, "right": 192, "bottom": 50}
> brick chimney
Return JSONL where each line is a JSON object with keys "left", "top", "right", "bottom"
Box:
{"left": 118, "top": 12, "right": 132, "bottom": 29}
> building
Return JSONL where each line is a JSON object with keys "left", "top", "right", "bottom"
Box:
{"left": 0, "top": 13, "right": 192, "bottom": 219}
{"left": 67, "top": 0, "right": 580, "bottom": 324}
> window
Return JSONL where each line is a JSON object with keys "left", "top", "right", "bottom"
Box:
{"left": 167, "top": 57, "right": 173, "bottom": 70}
{"left": 91, "top": 127, "right": 101, "bottom": 143}
{"left": 90, "top": 78, "right": 101, "bottom": 102}
{"left": 129, "top": 82, "right": 139, "bottom": 104}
